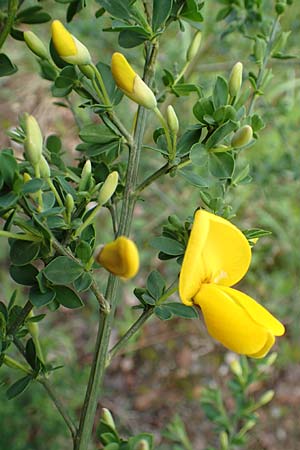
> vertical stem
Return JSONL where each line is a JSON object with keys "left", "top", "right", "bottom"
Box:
{"left": 74, "top": 41, "right": 158, "bottom": 450}
{"left": 0, "top": 0, "right": 18, "bottom": 50}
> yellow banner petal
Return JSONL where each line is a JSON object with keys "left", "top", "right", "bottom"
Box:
{"left": 179, "top": 209, "right": 210, "bottom": 305}
{"left": 111, "top": 52, "right": 136, "bottom": 95}
{"left": 202, "top": 211, "right": 251, "bottom": 287}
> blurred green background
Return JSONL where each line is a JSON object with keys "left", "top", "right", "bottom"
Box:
{"left": 0, "top": 0, "right": 299, "bottom": 449}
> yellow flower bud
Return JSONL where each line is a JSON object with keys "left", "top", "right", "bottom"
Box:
{"left": 38, "top": 155, "right": 51, "bottom": 179}
{"left": 96, "top": 236, "right": 139, "bottom": 279}
{"left": 166, "top": 105, "right": 179, "bottom": 135}
{"left": 24, "top": 31, "right": 48, "bottom": 60}
{"left": 101, "top": 408, "right": 116, "bottom": 430}
{"left": 98, "top": 171, "right": 119, "bottom": 205}
{"left": 51, "top": 20, "right": 91, "bottom": 65}
{"left": 23, "top": 172, "right": 32, "bottom": 183}
{"left": 186, "top": 31, "right": 202, "bottom": 61}
{"left": 231, "top": 125, "right": 253, "bottom": 148}
{"left": 229, "top": 62, "right": 243, "bottom": 98}
{"left": 111, "top": 52, "right": 157, "bottom": 110}
{"left": 230, "top": 359, "right": 243, "bottom": 377}
{"left": 24, "top": 115, "right": 43, "bottom": 166}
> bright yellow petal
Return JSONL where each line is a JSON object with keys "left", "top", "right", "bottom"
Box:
{"left": 202, "top": 210, "right": 251, "bottom": 287}
{"left": 194, "top": 283, "right": 273, "bottom": 356}
{"left": 248, "top": 333, "right": 275, "bottom": 358}
{"left": 111, "top": 52, "right": 136, "bottom": 94}
{"left": 51, "top": 20, "right": 77, "bottom": 57}
{"left": 96, "top": 236, "right": 139, "bottom": 279}
{"left": 219, "top": 285, "right": 285, "bottom": 336}
{"left": 179, "top": 209, "right": 210, "bottom": 305}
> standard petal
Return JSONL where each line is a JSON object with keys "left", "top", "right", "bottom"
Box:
{"left": 219, "top": 285, "right": 285, "bottom": 336}
{"left": 248, "top": 333, "right": 275, "bottom": 358}
{"left": 202, "top": 210, "right": 252, "bottom": 287}
{"left": 194, "top": 283, "right": 274, "bottom": 356}
{"left": 179, "top": 209, "right": 210, "bottom": 305}
{"left": 111, "top": 52, "right": 136, "bottom": 95}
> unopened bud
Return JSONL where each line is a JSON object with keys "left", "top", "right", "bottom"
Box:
{"left": 98, "top": 171, "right": 119, "bottom": 205}
{"left": 229, "top": 62, "right": 243, "bottom": 98}
{"left": 264, "top": 352, "right": 277, "bottom": 366}
{"left": 166, "top": 105, "right": 179, "bottom": 135}
{"left": 101, "top": 408, "right": 116, "bottom": 430}
{"left": 51, "top": 20, "right": 91, "bottom": 65}
{"left": 258, "top": 390, "right": 274, "bottom": 406}
{"left": 134, "top": 439, "right": 150, "bottom": 450}
{"left": 186, "top": 31, "right": 202, "bottom": 61}
{"left": 96, "top": 236, "right": 139, "bottom": 279}
{"left": 24, "top": 115, "right": 43, "bottom": 166}
{"left": 275, "top": 2, "right": 286, "bottom": 14}
{"left": 230, "top": 359, "right": 243, "bottom": 377}
{"left": 3, "top": 355, "right": 31, "bottom": 374}
{"left": 231, "top": 125, "right": 253, "bottom": 148}
{"left": 24, "top": 31, "right": 48, "bottom": 60}
{"left": 78, "top": 64, "right": 95, "bottom": 80}
{"left": 23, "top": 172, "right": 32, "bottom": 183}
{"left": 210, "top": 145, "right": 230, "bottom": 153}
{"left": 38, "top": 155, "right": 51, "bottom": 179}
{"left": 220, "top": 431, "right": 229, "bottom": 450}
{"left": 79, "top": 160, "right": 92, "bottom": 191}
{"left": 65, "top": 193, "right": 75, "bottom": 215}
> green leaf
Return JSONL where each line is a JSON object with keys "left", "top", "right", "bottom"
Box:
{"left": 46, "top": 135, "right": 62, "bottom": 153}
{"left": 208, "top": 152, "right": 235, "bottom": 179}
{"left": 177, "top": 125, "right": 202, "bottom": 156}
{"left": 22, "top": 178, "right": 44, "bottom": 194}
{"left": 10, "top": 264, "right": 38, "bottom": 286}
{"left": 205, "top": 120, "right": 237, "bottom": 150}
{"left": 0, "top": 53, "right": 18, "bottom": 77}
{"left": 6, "top": 376, "right": 32, "bottom": 400}
{"left": 73, "top": 272, "right": 93, "bottom": 292}
{"left": 178, "top": 168, "right": 208, "bottom": 187}
{"left": 43, "top": 256, "right": 83, "bottom": 284}
{"left": 10, "top": 241, "right": 41, "bottom": 266}
{"left": 193, "top": 98, "right": 214, "bottom": 123}
{"left": 54, "top": 285, "right": 84, "bottom": 309}
{"left": 251, "top": 113, "right": 265, "bottom": 132}
{"left": 180, "top": 0, "right": 203, "bottom": 22}
{"left": 172, "top": 83, "right": 200, "bottom": 97}
{"left": 79, "top": 124, "right": 118, "bottom": 144}
{"left": 76, "top": 241, "right": 92, "bottom": 264}
{"left": 152, "top": 0, "right": 173, "bottom": 31}
{"left": 97, "top": 0, "right": 133, "bottom": 21}
{"left": 190, "top": 143, "right": 209, "bottom": 166}
{"left": 119, "top": 29, "right": 149, "bottom": 48}
{"left": 29, "top": 286, "right": 56, "bottom": 307}
{"left": 146, "top": 271, "right": 165, "bottom": 300}
{"left": 213, "top": 76, "right": 228, "bottom": 109}
{"left": 0, "top": 150, "right": 18, "bottom": 185}
{"left": 0, "top": 192, "right": 19, "bottom": 209}
{"left": 165, "top": 302, "right": 198, "bottom": 319}
{"left": 154, "top": 305, "right": 172, "bottom": 320}
{"left": 38, "top": 59, "right": 57, "bottom": 81}
{"left": 150, "top": 237, "right": 185, "bottom": 256}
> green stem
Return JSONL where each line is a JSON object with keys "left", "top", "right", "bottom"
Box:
{"left": 74, "top": 41, "right": 159, "bottom": 450}
{"left": 39, "top": 377, "right": 77, "bottom": 440}
{"left": 106, "top": 307, "right": 154, "bottom": 365}
{"left": 0, "top": 0, "right": 18, "bottom": 50}
{"left": 0, "top": 229, "right": 41, "bottom": 241}
{"left": 34, "top": 164, "right": 43, "bottom": 211}
{"left": 92, "top": 64, "right": 111, "bottom": 107}
{"left": 248, "top": 15, "right": 280, "bottom": 115}
{"left": 74, "top": 204, "right": 102, "bottom": 237}
{"left": 3, "top": 355, "right": 32, "bottom": 375}
{"left": 46, "top": 178, "right": 64, "bottom": 209}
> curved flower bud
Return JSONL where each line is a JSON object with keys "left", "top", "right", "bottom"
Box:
{"left": 24, "top": 31, "right": 48, "bottom": 60}
{"left": 24, "top": 115, "right": 43, "bottom": 166}
{"left": 38, "top": 155, "right": 51, "bottom": 179}
{"left": 179, "top": 209, "right": 285, "bottom": 357}
{"left": 231, "top": 125, "right": 253, "bottom": 148}
{"left": 51, "top": 20, "right": 91, "bottom": 65}
{"left": 186, "top": 31, "right": 202, "bottom": 61}
{"left": 111, "top": 52, "right": 157, "bottom": 110}
{"left": 101, "top": 408, "right": 116, "bottom": 430}
{"left": 98, "top": 171, "right": 119, "bottom": 205}
{"left": 166, "top": 105, "right": 179, "bottom": 135}
{"left": 96, "top": 236, "right": 139, "bottom": 279}
{"left": 229, "top": 62, "right": 243, "bottom": 98}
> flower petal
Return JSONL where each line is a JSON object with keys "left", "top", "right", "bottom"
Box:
{"left": 194, "top": 283, "right": 277, "bottom": 356}
{"left": 219, "top": 285, "right": 285, "bottom": 336}
{"left": 179, "top": 210, "right": 210, "bottom": 305}
{"left": 202, "top": 211, "right": 252, "bottom": 287}
{"left": 111, "top": 52, "right": 136, "bottom": 95}
{"left": 248, "top": 333, "right": 275, "bottom": 358}
{"left": 96, "top": 236, "right": 139, "bottom": 279}
{"left": 51, "top": 20, "right": 77, "bottom": 57}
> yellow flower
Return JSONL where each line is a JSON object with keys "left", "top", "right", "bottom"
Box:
{"left": 51, "top": 20, "right": 91, "bottom": 65}
{"left": 179, "top": 210, "right": 285, "bottom": 358}
{"left": 111, "top": 52, "right": 157, "bottom": 110}
{"left": 96, "top": 236, "right": 139, "bottom": 279}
